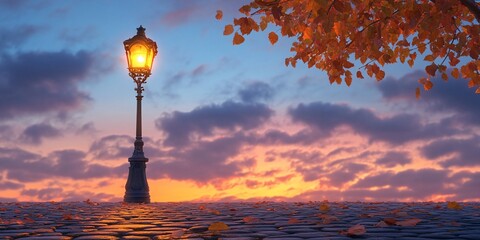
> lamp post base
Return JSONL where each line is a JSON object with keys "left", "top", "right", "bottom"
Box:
{"left": 124, "top": 157, "right": 150, "bottom": 203}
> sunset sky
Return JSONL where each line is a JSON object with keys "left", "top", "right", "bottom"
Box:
{"left": 0, "top": 0, "right": 478, "bottom": 202}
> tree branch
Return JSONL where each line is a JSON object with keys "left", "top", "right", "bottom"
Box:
{"left": 459, "top": 0, "right": 480, "bottom": 22}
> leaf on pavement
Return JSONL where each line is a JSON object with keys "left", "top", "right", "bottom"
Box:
{"left": 396, "top": 218, "right": 422, "bottom": 227}
{"left": 208, "top": 221, "right": 229, "bottom": 231}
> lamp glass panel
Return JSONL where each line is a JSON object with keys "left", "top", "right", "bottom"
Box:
{"left": 129, "top": 44, "right": 148, "bottom": 69}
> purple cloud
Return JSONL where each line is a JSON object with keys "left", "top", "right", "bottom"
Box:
{"left": 0, "top": 50, "right": 94, "bottom": 119}
{"left": 156, "top": 101, "right": 273, "bottom": 147}
{"left": 238, "top": 81, "right": 274, "bottom": 103}
{"left": 379, "top": 70, "right": 480, "bottom": 125}
{"left": 375, "top": 151, "right": 411, "bottom": 168}
{"left": 289, "top": 101, "right": 454, "bottom": 144}
{"left": 0, "top": 147, "right": 123, "bottom": 182}
{"left": 20, "top": 123, "right": 61, "bottom": 145}
{"left": 0, "top": 180, "right": 23, "bottom": 190}
{"left": 421, "top": 136, "right": 480, "bottom": 167}
{"left": 149, "top": 134, "right": 246, "bottom": 182}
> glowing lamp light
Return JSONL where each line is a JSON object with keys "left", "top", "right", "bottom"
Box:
{"left": 123, "top": 26, "right": 158, "bottom": 78}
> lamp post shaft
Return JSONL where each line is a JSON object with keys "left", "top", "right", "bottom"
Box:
{"left": 124, "top": 83, "right": 150, "bottom": 203}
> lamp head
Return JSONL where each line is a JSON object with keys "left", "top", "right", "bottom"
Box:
{"left": 124, "top": 26, "right": 158, "bottom": 78}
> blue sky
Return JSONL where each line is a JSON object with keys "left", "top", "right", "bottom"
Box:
{"left": 0, "top": 0, "right": 478, "bottom": 202}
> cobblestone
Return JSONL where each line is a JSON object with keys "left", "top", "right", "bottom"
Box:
{"left": 0, "top": 202, "right": 479, "bottom": 239}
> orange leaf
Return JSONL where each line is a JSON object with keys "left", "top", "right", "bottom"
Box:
{"left": 243, "top": 216, "right": 260, "bottom": 223}
{"left": 170, "top": 229, "right": 185, "bottom": 238}
{"left": 198, "top": 204, "right": 206, "bottom": 210}
{"left": 233, "top": 32, "right": 245, "bottom": 45}
{"left": 396, "top": 218, "right": 422, "bottom": 227}
{"left": 424, "top": 80, "right": 433, "bottom": 91}
{"left": 268, "top": 32, "right": 278, "bottom": 45}
{"left": 424, "top": 54, "right": 435, "bottom": 61}
{"left": 319, "top": 203, "right": 330, "bottom": 211}
{"left": 215, "top": 10, "right": 223, "bottom": 20}
{"left": 476, "top": 87, "right": 480, "bottom": 94}
{"left": 451, "top": 68, "right": 460, "bottom": 79}
{"left": 356, "top": 71, "right": 364, "bottom": 79}
{"left": 375, "top": 70, "right": 385, "bottom": 81}
{"left": 288, "top": 218, "right": 301, "bottom": 224}
{"left": 208, "top": 222, "right": 229, "bottom": 231}
{"left": 224, "top": 25, "right": 234, "bottom": 35}
{"left": 425, "top": 64, "right": 437, "bottom": 76}
{"left": 447, "top": 201, "right": 463, "bottom": 210}
{"left": 347, "top": 224, "right": 366, "bottom": 236}
{"left": 441, "top": 72, "right": 448, "bottom": 81}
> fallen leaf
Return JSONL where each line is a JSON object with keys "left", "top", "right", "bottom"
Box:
{"left": 208, "top": 222, "right": 229, "bottom": 231}
{"left": 170, "top": 229, "right": 185, "bottom": 238}
{"left": 447, "top": 201, "right": 463, "bottom": 210}
{"left": 384, "top": 218, "right": 397, "bottom": 225}
{"left": 319, "top": 203, "right": 330, "bottom": 212}
{"left": 375, "top": 221, "right": 389, "bottom": 227}
{"left": 396, "top": 218, "right": 422, "bottom": 227}
{"left": 288, "top": 218, "right": 301, "bottom": 224}
{"left": 347, "top": 224, "right": 366, "bottom": 236}
{"left": 243, "top": 216, "right": 260, "bottom": 223}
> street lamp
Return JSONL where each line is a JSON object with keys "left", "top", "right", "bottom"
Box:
{"left": 123, "top": 25, "right": 158, "bottom": 203}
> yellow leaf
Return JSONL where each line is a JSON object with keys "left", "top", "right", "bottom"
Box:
{"left": 268, "top": 31, "right": 278, "bottom": 45}
{"left": 447, "top": 201, "right": 463, "bottom": 210}
{"left": 223, "top": 25, "right": 234, "bottom": 35}
{"left": 208, "top": 222, "right": 229, "bottom": 231}
{"left": 233, "top": 32, "right": 245, "bottom": 45}
{"left": 319, "top": 203, "right": 330, "bottom": 211}
{"left": 416, "top": 87, "right": 421, "bottom": 99}
{"left": 215, "top": 10, "right": 223, "bottom": 20}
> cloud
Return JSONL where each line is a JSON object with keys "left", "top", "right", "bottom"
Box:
{"left": 238, "top": 81, "right": 274, "bottom": 103}
{"left": 89, "top": 135, "right": 134, "bottom": 160}
{"left": 0, "top": 25, "right": 42, "bottom": 49}
{"left": 19, "top": 123, "right": 61, "bottom": 145}
{"left": 378, "top": 70, "right": 480, "bottom": 125}
{"left": 149, "top": 134, "right": 246, "bottom": 182}
{"left": 0, "top": 180, "right": 23, "bottom": 190}
{"left": 352, "top": 168, "right": 448, "bottom": 198}
{"left": 375, "top": 151, "right": 411, "bottom": 168}
{"left": 421, "top": 136, "right": 480, "bottom": 167}
{"left": 156, "top": 101, "right": 273, "bottom": 147}
{"left": 0, "top": 147, "right": 123, "bottom": 182}
{"left": 289, "top": 101, "right": 455, "bottom": 144}
{"left": 0, "top": 50, "right": 95, "bottom": 120}
{"left": 21, "top": 187, "right": 120, "bottom": 202}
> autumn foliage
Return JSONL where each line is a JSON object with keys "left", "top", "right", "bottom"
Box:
{"left": 218, "top": 0, "right": 480, "bottom": 96}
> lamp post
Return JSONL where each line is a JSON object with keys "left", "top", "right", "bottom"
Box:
{"left": 123, "top": 26, "right": 158, "bottom": 203}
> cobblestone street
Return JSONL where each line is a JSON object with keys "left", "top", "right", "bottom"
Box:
{"left": 0, "top": 202, "right": 479, "bottom": 239}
